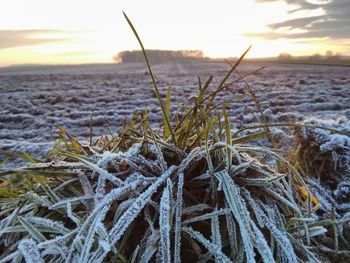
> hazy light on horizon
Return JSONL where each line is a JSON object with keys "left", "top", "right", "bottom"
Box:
{"left": 0, "top": 0, "right": 349, "bottom": 67}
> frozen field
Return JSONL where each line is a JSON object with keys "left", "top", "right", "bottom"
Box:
{"left": 0, "top": 62, "right": 349, "bottom": 159}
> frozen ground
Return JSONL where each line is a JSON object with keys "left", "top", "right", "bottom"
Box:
{"left": 0, "top": 62, "right": 349, "bottom": 160}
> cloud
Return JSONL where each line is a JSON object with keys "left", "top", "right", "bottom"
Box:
{"left": 248, "top": 26, "right": 349, "bottom": 39}
{"left": 0, "top": 30, "right": 65, "bottom": 49}
{"left": 59, "top": 50, "right": 98, "bottom": 56}
{"left": 268, "top": 15, "right": 324, "bottom": 29}
{"left": 256, "top": 0, "right": 330, "bottom": 8}
{"left": 256, "top": 0, "right": 325, "bottom": 9}
{"left": 246, "top": 31, "right": 285, "bottom": 40}
{"left": 252, "top": 0, "right": 350, "bottom": 39}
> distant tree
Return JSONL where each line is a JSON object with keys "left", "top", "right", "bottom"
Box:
{"left": 113, "top": 50, "right": 206, "bottom": 64}
{"left": 309, "top": 53, "right": 322, "bottom": 60}
{"left": 278, "top": 52, "right": 292, "bottom": 60}
{"left": 325, "top": 50, "right": 341, "bottom": 60}
{"left": 334, "top": 52, "right": 342, "bottom": 60}
{"left": 326, "top": 50, "right": 334, "bottom": 58}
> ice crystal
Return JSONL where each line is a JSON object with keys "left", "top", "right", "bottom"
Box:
{"left": 18, "top": 239, "right": 43, "bottom": 263}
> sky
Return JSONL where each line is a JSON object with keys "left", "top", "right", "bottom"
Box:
{"left": 0, "top": 0, "right": 349, "bottom": 67}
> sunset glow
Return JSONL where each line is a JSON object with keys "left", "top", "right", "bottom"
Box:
{"left": 1, "top": 0, "right": 349, "bottom": 67}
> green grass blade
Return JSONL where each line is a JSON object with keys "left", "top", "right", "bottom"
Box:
{"left": 233, "top": 123, "right": 349, "bottom": 137}
{"left": 231, "top": 131, "right": 268, "bottom": 144}
{"left": 223, "top": 107, "right": 232, "bottom": 171}
{"left": 164, "top": 86, "right": 172, "bottom": 140}
{"left": 204, "top": 45, "right": 251, "bottom": 102}
{"left": 90, "top": 113, "right": 93, "bottom": 146}
{"left": 123, "top": 12, "right": 177, "bottom": 146}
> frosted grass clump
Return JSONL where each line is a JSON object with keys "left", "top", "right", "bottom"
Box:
{"left": 295, "top": 117, "right": 350, "bottom": 183}
{"left": 301, "top": 117, "right": 350, "bottom": 152}
{"left": 1, "top": 135, "right": 336, "bottom": 262}
{"left": 1, "top": 12, "right": 349, "bottom": 263}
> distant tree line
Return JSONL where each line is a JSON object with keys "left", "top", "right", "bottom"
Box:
{"left": 113, "top": 50, "right": 208, "bottom": 64}
{"left": 309, "top": 50, "right": 342, "bottom": 60}
{"left": 278, "top": 50, "right": 342, "bottom": 61}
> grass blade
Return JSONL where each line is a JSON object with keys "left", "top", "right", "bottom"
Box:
{"left": 159, "top": 179, "right": 171, "bottom": 263}
{"left": 18, "top": 217, "right": 47, "bottom": 243}
{"left": 123, "top": 12, "right": 177, "bottom": 145}
{"left": 182, "top": 226, "right": 230, "bottom": 262}
{"left": 174, "top": 173, "right": 184, "bottom": 263}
